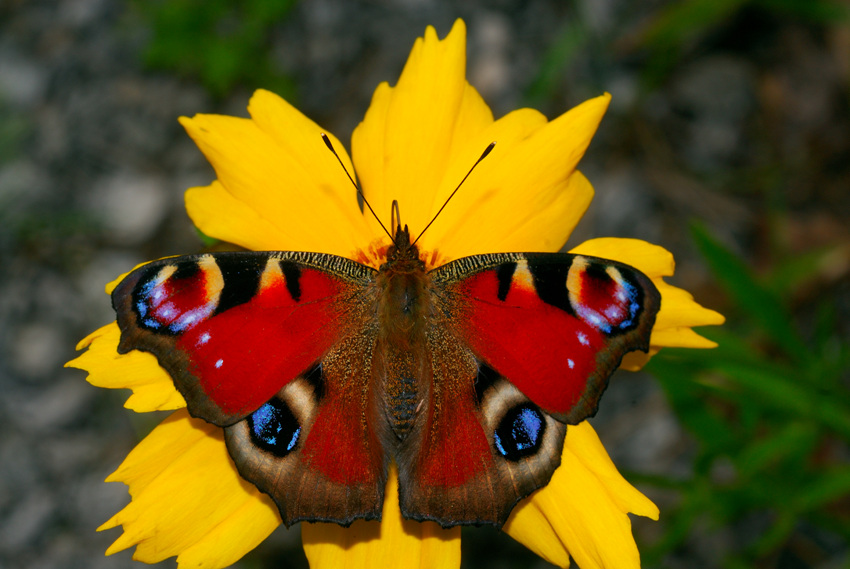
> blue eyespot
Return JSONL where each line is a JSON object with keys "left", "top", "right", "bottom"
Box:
{"left": 494, "top": 404, "right": 545, "bottom": 461}
{"left": 248, "top": 399, "right": 301, "bottom": 457}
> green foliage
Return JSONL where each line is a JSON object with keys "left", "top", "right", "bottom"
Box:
{"left": 524, "top": 20, "right": 588, "bottom": 109}
{"left": 637, "top": 0, "right": 850, "bottom": 87}
{"left": 643, "top": 224, "right": 850, "bottom": 566}
{"left": 132, "top": 0, "right": 297, "bottom": 97}
{"left": 525, "top": 0, "right": 850, "bottom": 101}
{"left": 0, "top": 100, "right": 30, "bottom": 162}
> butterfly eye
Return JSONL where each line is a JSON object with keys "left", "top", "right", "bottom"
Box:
{"left": 493, "top": 404, "right": 546, "bottom": 461}
{"left": 248, "top": 399, "right": 302, "bottom": 456}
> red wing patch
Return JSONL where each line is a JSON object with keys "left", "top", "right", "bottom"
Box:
{"left": 457, "top": 268, "right": 605, "bottom": 415}
{"left": 300, "top": 335, "right": 385, "bottom": 486}
{"left": 416, "top": 379, "right": 492, "bottom": 488}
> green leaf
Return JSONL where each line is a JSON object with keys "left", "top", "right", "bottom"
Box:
{"left": 712, "top": 360, "right": 850, "bottom": 437}
{"left": 647, "top": 354, "right": 737, "bottom": 450}
{"left": 194, "top": 227, "right": 220, "bottom": 248}
{"left": 691, "top": 223, "right": 810, "bottom": 364}
{"left": 132, "top": 0, "right": 296, "bottom": 96}
{"left": 735, "top": 422, "right": 818, "bottom": 477}
{"left": 793, "top": 466, "right": 850, "bottom": 511}
{"left": 640, "top": 0, "right": 747, "bottom": 49}
{"left": 524, "top": 21, "right": 588, "bottom": 107}
{"left": 756, "top": 0, "right": 850, "bottom": 22}
{"left": 637, "top": 0, "right": 747, "bottom": 85}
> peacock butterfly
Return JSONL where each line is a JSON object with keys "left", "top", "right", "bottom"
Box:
{"left": 110, "top": 141, "right": 661, "bottom": 529}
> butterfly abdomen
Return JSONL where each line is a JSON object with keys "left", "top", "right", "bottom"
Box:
{"left": 375, "top": 253, "right": 433, "bottom": 441}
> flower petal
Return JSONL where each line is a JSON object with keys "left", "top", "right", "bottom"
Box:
{"left": 570, "top": 237, "right": 675, "bottom": 277}
{"left": 352, "top": 20, "right": 609, "bottom": 263}
{"left": 100, "top": 410, "right": 281, "bottom": 568}
{"left": 352, "top": 20, "right": 495, "bottom": 239}
{"left": 181, "top": 89, "right": 373, "bottom": 256}
{"left": 66, "top": 322, "right": 184, "bottom": 412}
{"left": 570, "top": 237, "right": 725, "bottom": 369}
{"left": 185, "top": 180, "right": 297, "bottom": 252}
{"left": 504, "top": 422, "right": 658, "bottom": 569}
{"left": 430, "top": 96, "right": 608, "bottom": 260}
{"left": 302, "top": 466, "right": 461, "bottom": 569}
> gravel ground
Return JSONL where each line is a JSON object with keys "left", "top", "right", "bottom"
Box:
{"left": 1, "top": 1, "right": 848, "bottom": 568}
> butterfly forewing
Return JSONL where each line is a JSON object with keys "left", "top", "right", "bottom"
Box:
{"left": 112, "top": 251, "right": 377, "bottom": 425}
{"left": 432, "top": 252, "right": 660, "bottom": 423}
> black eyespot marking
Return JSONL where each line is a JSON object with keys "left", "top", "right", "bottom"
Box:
{"left": 474, "top": 362, "right": 501, "bottom": 404}
{"left": 280, "top": 261, "right": 302, "bottom": 302}
{"left": 495, "top": 262, "right": 517, "bottom": 302}
{"left": 248, "top": 398, "right": 301, "bottom": 457}
{"left": 529, "top": 261, "right": 574, "bottom": 314}
{"left": 303, "top": 363, "right": 325, "bottom": 401}
{"left": 494, "top": 404, "right": 546, "bottom": 461}
{"left": 215, "top": 255, "right": 265, "bottom": 314}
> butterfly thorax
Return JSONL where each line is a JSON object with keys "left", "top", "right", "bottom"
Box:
{"left": 375, "top": 226, "right": 432, "bottom": 440}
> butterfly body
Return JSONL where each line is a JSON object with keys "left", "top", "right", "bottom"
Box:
{"left": 374, "top": 227, "right": 433, "bottom": 439}
{"left": 112, "top": 225, "right": 660, "bottom": 528}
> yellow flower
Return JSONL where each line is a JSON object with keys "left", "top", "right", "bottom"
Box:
{"left": 67, "top": 20, "right": 723, "bottom": 569}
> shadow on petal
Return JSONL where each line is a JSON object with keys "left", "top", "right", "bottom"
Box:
{"left": 101, "top": 410, "right": 280, "bottom": 568}
{"left": 302, "top": 466, "right": 461, "bottom": 569}
{"left": 504, "top": 422, "right": 657, "bottom": 569}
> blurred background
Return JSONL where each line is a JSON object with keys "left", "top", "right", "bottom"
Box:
{"left": 1, "top": 0, "right": 848, "bottom": 568}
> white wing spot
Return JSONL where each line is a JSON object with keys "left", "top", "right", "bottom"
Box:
{"left": 577, "top": 332, "right": 589, "bottom": 346}
{"left": 215, "top": 359, "right": 224, "bottom": 369}
{"left": 198, "top": 332, "right": 211, "bottom": 345}
{"left": 567, "top": 358, "right": 575, "bottom": 369}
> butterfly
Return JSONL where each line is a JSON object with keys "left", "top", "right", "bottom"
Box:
{"left": 110, "top": 142, "right": 661, "bottom": 529}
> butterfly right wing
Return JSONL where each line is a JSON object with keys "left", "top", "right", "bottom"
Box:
{"left": 396, "top": 252, "right": 659, "bottom": 527}
{"left": 111, "top": 251, "right": 388, "bottom": 525}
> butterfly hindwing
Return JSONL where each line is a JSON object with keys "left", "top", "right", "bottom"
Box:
{"left": 396, "top": 351, "right": 567, "bottom": 526}
{"left": 224, "top": 329, "right": 388, "bottom": 525}
{"left": 112, "top": 251, "right": 389, "bottom": 525}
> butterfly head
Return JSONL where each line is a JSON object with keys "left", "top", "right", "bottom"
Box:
{"left": 383, "top": 224, "right": 425, "bottom": 272}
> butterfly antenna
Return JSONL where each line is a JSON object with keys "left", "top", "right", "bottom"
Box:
{"left": 321, "top": 133, "right": 393, "bottom": 241}
{"left": 391, "top": 200, "right": 401, "bottom": 231}
{"left": 412, "top": 142, "right": 495, "bottom": 247}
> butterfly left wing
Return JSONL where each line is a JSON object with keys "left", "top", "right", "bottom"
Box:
{"left": 396, "top": 252, "right": 660, "bottom": 527}
{"left": 112, "top": 252, "right": 390, "bottom": 525}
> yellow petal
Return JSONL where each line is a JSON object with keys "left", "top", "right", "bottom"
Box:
{"left": 653, "top": 280, "right": 725, "bottom": 330}
{"left": 570, "top": 237, "right": 725, "bottom": 368}
{"left": 571, "top": 237, "right": 674, "bottom": 277}
{"left": 302, "top": 466, "right": 461, "bottom": 569}
{"left": 185, "top": 180, "right": 296, "bottom": 252}
{"left": 434, "top": 167, "right": 594, "bottom": 261}
{"left": 181, "top": 89, "right": 373, "bottom": 256}
{"left": 504, "top": 422, "right": 657, "bottom": 569}
{"left": 353, "top": 20, "right": 495, "bottom": 239}
{"left": 101, "top": 410, "right": 281, "bottom": 568}
{"left": 66, "top": 323, "right": 184, "bottom": 412}
{"left": 353, "top": 20, "right": 608, "bottom": 262}
{"left": 428, "top": 95, "right": 609, "bottom": 260}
